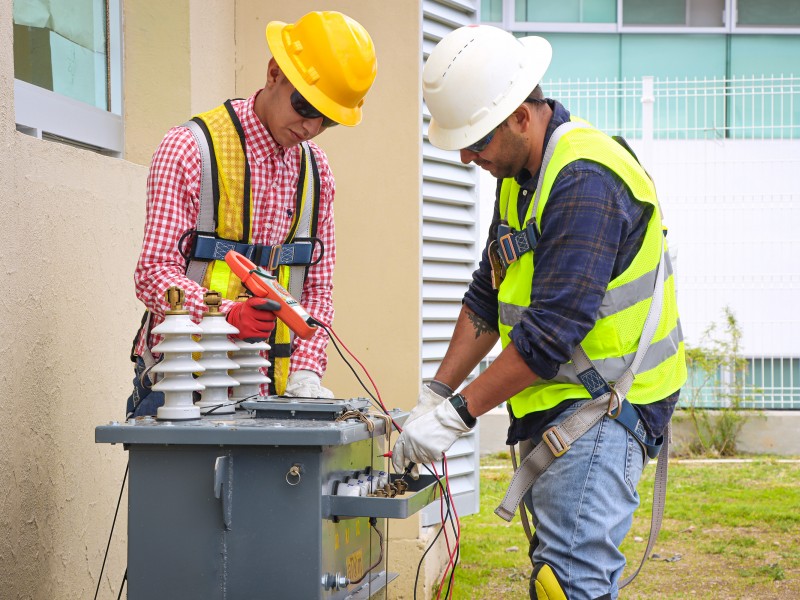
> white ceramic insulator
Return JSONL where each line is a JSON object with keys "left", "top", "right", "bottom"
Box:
{"left": 151, "top": 313, "right": 204, "bottom": 420}
{"left": 338, "top": 483, "right": 362, "bottom": 497}
{"left": 230, "top": 339, "right": 271, "bottom": 403}
{"left": 196, "top": 314, "right": 241, "bottom": 415}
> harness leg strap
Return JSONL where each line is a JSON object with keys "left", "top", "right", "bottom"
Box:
{"left": 495, "top": 396, "right": 610, "bottom": 521}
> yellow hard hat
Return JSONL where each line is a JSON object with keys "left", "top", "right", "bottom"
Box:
{"left": 266, "top": 11, "right": 377, "bottom": 127}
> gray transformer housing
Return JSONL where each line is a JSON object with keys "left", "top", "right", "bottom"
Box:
{"left": 96, "top": 400, "right": 436, "bottom": 600}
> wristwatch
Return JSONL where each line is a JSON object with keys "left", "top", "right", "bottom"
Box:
{"left": 448, "top": 393, "right": 477, "bottom": 429}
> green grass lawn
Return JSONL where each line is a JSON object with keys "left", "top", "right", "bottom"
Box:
{"left": 453, "top": 454, "right": 800, "bottom": 599}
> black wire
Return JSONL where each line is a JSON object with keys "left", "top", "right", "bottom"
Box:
{"left": 413, "top": 463, "right": 457, "bottom": 600}
{"left": 94, "top": 463, "right": 128, "bottom": 600}
{"left": 313, "top": 323, "right": 383, "bottom": 410}
{"left": 202, "top": 393, "right": 259, "bottom": 415}
{"left": 441, "top": 461, "right": 461, "bottom": 600}
{"left": 116, "top": 569, "right": 127, "bottom": 600}
{"left": 350, "top": 518, "right": 384, "bottom": 585}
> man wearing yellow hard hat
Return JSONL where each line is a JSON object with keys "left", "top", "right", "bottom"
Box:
{"left": 127, "top": 12, "right": 377, "bottom": 417}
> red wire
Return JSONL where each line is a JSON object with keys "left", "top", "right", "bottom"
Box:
{"left": 327, "top": 326, "right": 386, "bottom": 408}
{"left": 327, "top": 325, "right": 404, "bottom": 436}
{"left": 444, "top": 457, "right": 461, "bottom": 600}
{"left": 435, "top": 463, "right": 453, "bottom": 558}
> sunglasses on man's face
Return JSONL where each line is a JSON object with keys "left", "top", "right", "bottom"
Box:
{"left": 462, "top": 98, "right": 547, "bottom": 153}
{"left": 463, "top": 125, "right": 499, "bottom": 153}
{"left": 290, "top": 89, "right": 338, "bottom": 128}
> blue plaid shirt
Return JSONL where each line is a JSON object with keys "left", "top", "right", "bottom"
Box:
{"left": 464, "top": 101, "right": 678, "bottom": 444}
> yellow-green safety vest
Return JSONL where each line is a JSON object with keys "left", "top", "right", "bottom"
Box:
{"left": 498, "top": 121, "right": 686, "bottom": 419}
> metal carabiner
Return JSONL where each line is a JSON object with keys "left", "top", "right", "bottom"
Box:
{"left": 606, "top": 387, "right": 622, "bottom": 419}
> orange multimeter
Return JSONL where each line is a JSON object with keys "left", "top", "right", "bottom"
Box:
{"left": 224, "top": 250, "right": 318, "bottom": 340}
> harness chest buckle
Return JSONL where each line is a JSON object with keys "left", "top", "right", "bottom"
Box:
{"left": 488, "top": 240, "right": 506, "bottom": 289}
{"left": 498, "top": 233, "right": 518, "bottom": 265}
{"left": 268, "top": 245, "right": 282, "bottom": 271}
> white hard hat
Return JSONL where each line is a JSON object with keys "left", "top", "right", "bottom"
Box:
{"left": 423, "top": 26, "right": 552, "bottom": 151}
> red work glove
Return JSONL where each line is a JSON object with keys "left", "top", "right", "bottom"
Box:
{"left": 225, "top": 297, "right": 281, "bottom": 343}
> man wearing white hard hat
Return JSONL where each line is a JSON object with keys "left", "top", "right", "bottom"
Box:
{"left": 393, "top": 25, "right": 686, "bottom": 599}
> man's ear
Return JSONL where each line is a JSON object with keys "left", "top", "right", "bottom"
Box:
{"left": 511, "top": 104, "right": 533, "bottom": 134}
{"left": 265, "top": 57, "right": 282, "bottom": 88}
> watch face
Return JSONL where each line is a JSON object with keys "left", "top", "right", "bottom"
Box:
{"left": 449, "top": 394, "right": 467, "bottom": 410}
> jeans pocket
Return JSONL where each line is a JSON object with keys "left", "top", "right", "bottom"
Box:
{"left": 624, "top": 431, "right": 645, "bottom": 495}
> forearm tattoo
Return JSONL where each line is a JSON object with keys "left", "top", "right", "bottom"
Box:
{"left": 467, "top": 310, "right": 494, "bottom": 339}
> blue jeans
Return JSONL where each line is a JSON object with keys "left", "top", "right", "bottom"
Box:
{"left": 526, "top": 400, "right": 645, "bottom": 600}
{"left": 125, "top": 357, "right": 165, "bottom": 418}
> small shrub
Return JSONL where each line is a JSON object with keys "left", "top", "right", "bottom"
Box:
{"left": 683, "top": 307, "right": 759, "bottom": 456}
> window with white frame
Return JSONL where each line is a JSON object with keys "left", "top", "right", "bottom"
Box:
{"left": 13, "top": 0, "right": 122, "bottom": 156}
{"left": 623, "top": 0, "right": 725, "bottom": 28}
{"left": 483, "top": 0, "right": 800, "bottom": 33}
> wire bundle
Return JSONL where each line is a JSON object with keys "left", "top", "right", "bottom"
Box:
{"left": 315, "top": 321, "right": 463, "bottom": 599}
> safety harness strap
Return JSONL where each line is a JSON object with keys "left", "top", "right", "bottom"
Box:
{"left": 620, "top": 425, "right": 670, "bottom": 588}
{"left": 495, "top": 394, "right": 610, "bottom": 522}
{"left": 497, "top": 221, "right": 540, "bottom": 268}
{"left": 286, "top": 142, "right": 317, "bottom": 302}
{"left": 191, "top": 234, "right": 316, "bottom": 269}
{"left": 183, "top": 119, "right": 216, "bottom": 286}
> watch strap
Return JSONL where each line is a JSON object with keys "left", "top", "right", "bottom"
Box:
{"left": 449, "top": 393, "right": 477, "bottom": 428}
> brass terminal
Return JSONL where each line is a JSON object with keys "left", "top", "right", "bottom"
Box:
{"left": 204, "top": 291, "right": 223, "bottom": 315}
{"left": 394, "top": 479, "right": 409, "bottom": 496}
{"left": 164, "top": 286, "right": 188, "bottom": 314}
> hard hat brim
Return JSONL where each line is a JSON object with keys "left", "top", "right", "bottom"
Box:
{"left": 265, "top": 21, "right": 362, "bottom": 127}
{"left": 428, "top": 35, "right": 553, "bottom": 151}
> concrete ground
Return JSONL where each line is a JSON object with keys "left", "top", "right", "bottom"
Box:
{"left": 479, "top": 408, "right": 800, "bottom": 456}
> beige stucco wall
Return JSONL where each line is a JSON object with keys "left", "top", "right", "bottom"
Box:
{"left": 1, "top": 1, "right": 143, "bottom": 598}
{"left": 1, "top": 0, "right": 427, "bottom": 597}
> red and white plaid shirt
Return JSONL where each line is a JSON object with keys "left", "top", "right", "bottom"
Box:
{"left": 134, "top": 92, "right": 335, "bottom": 379}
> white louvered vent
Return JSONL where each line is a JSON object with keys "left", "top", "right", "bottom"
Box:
{"left": 420, "top": 0, "right": 481, "bottom": 525}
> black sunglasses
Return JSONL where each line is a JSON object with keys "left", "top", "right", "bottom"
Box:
{"left": 290, "top": 89, "right": 338, "bottom": 128}
{"left": 464, "top": 125, "right": 500, "bottom": 153}
{"left": 462, "top": 97, "right": 548, "bottom": 153}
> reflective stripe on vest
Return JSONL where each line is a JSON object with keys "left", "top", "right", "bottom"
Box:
{"left": 497, "top": 121, "right": 687, "bottom": 418}
{"left": 183, "top": 101, "right": 320, "bottom": 394}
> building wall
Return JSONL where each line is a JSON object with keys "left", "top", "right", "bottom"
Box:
{"left": 0, "top": 0, "right": 426, "bottom": 598}
{"left": 0, "top": 0, "right": 144, "bottom": 596}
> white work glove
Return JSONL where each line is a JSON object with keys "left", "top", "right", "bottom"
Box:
{"left": 406, "top": 381, "right": 452, "bottom": 425}
{"left": 392, "top": 399, "right": 472, "bottom": 479}
{"left": 284, "top": 370, "right": 334, "bottom": 399}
